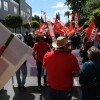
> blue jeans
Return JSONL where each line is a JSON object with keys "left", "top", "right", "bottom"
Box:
{"left": 16, "top": 61, "right": 27, "bottom": 86}
{"left": 48, "top": 86, "right": 72, "bottom": 100}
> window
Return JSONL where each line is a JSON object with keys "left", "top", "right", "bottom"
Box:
{"left": 4, "top": 1, "right": 8, "bottom": 11}
{"left": 21, "top": 10, "right": 24, "bottom": 17}
{"left": 23, "top": 12, "right": 25, "bottom": 17}
{"left": 21, "top": 10, "right": 23, "bottom": 16}
{"left": 14, "top": 7, "right": 17, "bottom": 14}
{"left": 27, "top": 8, "right": 30, "bottom": 13}
{"left": 0, "top": 0, "right": 1, "bottom": 9}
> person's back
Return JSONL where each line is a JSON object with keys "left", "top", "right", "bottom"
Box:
{"left": 34, "top": 39, "right": 50, "bottom": 61}
{"left": 43, "top": 50, "right": 79, "bottom": 90}
{"left": 33, "top": 36, "right": 50, "bottom": 90}
{"left": 27, "top": 34, "right": 34, "bottom": 48}
{"left": 79, "top": 46, "right": 100, "bottom": 100}
{"left": 24, "top": 32, "right": 28, "bottom": 44}
{"left": 43, "top": 36, "right": 80, "bottom": 100}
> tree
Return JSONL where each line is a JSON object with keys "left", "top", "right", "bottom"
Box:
{"left": 23, "top": 21, "right": 39, "bottom": 32}
{"left": 64, "top": 11, "right": 70, "bottom": 23}
{"left": 32, "top": 15, "right": 40, "bottom": 22}
{"left": 89, "top": 8, "right": 100, "bottom": 30}
{"left": 23, "top": 22, "right": 31, "bottom": 32}
{"left": 64, "top": 0, "right": 100, "bottom": 28}
{"left": 31, "top": 21, "right": 40, "bottom": 30}
{"left": 5, "top": 14, "right": 23, "bottom": 32}
{"left": 56, "top": 12, "right": 60, "bottom": 20}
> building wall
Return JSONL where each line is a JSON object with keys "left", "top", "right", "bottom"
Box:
{"left": 0, "top": 0, "right": 32, "bottom": 34}
{"left": 0, "top": 0, "right": 19, "bottom": 19}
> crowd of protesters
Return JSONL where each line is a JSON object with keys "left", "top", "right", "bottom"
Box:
{"left": 12, "top": 27, "right": 99, "bottom": 100}
{"left": 0, "top": 21, "right": 100, "bottom": 100}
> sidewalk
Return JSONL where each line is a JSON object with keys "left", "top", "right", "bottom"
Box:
{"left": 0, "top": 75, "right": 81, "bottom": 100}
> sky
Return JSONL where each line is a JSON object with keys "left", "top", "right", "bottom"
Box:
{"left": 26, "top": 0, "right": 72, "bottom": 23}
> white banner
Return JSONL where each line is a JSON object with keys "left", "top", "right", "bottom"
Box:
{"left": 0, "top": 23, "right": 33, "bottom": 90}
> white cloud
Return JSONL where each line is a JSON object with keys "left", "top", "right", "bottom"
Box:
{"left": 52, "top": 2, "right": 64, "bottom": 8}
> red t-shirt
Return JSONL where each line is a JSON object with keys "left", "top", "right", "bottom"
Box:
{"left": 33, "top": 41, "right": 50, "bottom": 61}
{"left": 43, "top": 50, "right": 80, "bottom": 90}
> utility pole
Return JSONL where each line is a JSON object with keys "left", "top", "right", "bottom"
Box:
{"left": 41, "top": 9, "right": 46, "bottom": 22}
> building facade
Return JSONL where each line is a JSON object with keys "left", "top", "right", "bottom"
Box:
{"left": 0, "top": 0, "right": 32, "bottom": 34}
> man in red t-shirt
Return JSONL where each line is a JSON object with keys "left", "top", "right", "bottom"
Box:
{"left": 43, "top": 36, "right": 80, "bottom": 100}
{"left": 33, "top": 35, "right": 50, "bottom": 90}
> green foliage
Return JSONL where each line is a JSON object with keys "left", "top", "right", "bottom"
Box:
{"left": 89, "top": 8, "right": 100, "bottom": 30}
{"left": 65, "top": 0, "right": 100, "bottom": 30}
{"left": 23, "top": 20, "right": 40, "bottom": 30}
{"left": 5, "top": 14, "right": 23, "bottom": 28}
{"left": 31, "top": 21, "right": 40, "bottom": 29}
{"left": 23, "top": 22, "right": 30, "bottom": 28}
{"left": 84, "top": 0, "right": 100, "bottom": 13}
{"left": 32, "top": 15, "right": 40, "bottom": 22}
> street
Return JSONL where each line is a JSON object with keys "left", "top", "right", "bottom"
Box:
{"left": 0, "top": 52, "right": 81, "bottom": 100}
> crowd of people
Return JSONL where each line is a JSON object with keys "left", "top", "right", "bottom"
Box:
{"left": 0, "top": 29, "right": 100, "bottom": 100}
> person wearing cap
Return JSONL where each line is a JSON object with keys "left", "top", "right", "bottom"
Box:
{"left": 33, "top": 35, "right": 51, "bottom": 90}
{"left": 43, "top": 36, "right": 80, "bottom": 100}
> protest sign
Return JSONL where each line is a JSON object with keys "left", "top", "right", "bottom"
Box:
{"left": 0, "top": 23, "right": 33, "bottom": 90}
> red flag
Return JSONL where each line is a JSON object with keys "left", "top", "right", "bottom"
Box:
{"left": 90, "top": 28, "right": 100, "bottom": 42}
{"left": 86, "top": 18, "right": 100, "bottom": 42}
{"left": 43, "top": 12, "right": 46, "bottom": 16}
{"left": 67, "top": 22, "right": 74, "bottom": 33}
{"left": 83, "top": 27, "right": 88, "bottom": 33}
{"left": 35, "top": 28, "right": 41, "bottom": 34}
{"left": 74, "top": 13, "right": 79, "bottom": 29}
{"left": 67, "top": 22, "right": 75, "bottom": 37}
{"left": 76, "top": 25, "right": 84, "bottom": 32}
{"left": 67, "top": 29, "right": 75, "bottom": 37}
{"left": 86, "top": 18, "right": 95, "bottom": 38}
{"left": 53, "top": 18, "right": 68, "bottom": 36}
{"left": 39, "top": 20, "right": 47, "bottom": 33}
{"left": 25, "top": 16, "right": 31, "bottom": 28}
{"left": 71, "top": 13, "right": 75, "bottom": 18}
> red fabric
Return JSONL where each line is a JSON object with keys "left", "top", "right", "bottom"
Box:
{"left": 33, "top": 41, "right": 50, "bottom": 61}
{"left": 71, "top": 13, "right": 75, "bottom": 18}
{"left": 95, "top": 32, "right": 100, "bottom": 42}
{"left": 35, "top": 21, "right": 47, "bottom": 34}
{"left": 43, "top": 50, "right": 80, "bottom": 90}
{"left": 43, "top": 12, "right": 46, "bottom": 16}
{"left": 67, "top": 22, "right": 74, "bottom": 33}
{"left": 25, "top": 16, "right": 31, "bottom": 28}
{"left": 83, "top": 27, "right": 88, "bottom": 33}
{"left": 67, "top": 28, "right": 75, "bottom": 37}
{"left": 74, "top": 13, "right": 79, "bottom": 29}
{"left": 53, "top": 18, "right": 68, "bottom": 35}
{"left": 39, "top": 21, "right": 47, "bottom": 33}
{"left": 67, "top": 22, "right": 75, "bottom": 37}
{"left": 35, "top": 28, "right": 41, "bottom": 34}
{"left": 76, "top": 25, "right": 84, "bottom": 32}
{"left": 86, "top": 18, "right": 95, "bottom": 38}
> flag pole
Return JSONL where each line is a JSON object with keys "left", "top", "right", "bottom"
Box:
{"left": 41, "top": 8, "right": 42, "bottom": 20}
